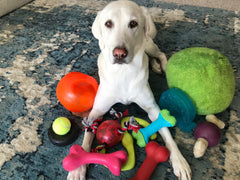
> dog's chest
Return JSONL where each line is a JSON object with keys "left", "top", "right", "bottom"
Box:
{"left": 100, "top": 65, "right": 148, "bottom": 101}
{"left": 98, "top": 52, "right": 149, "bottom": 101}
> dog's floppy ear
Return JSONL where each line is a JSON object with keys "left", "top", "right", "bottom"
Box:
{"left": 92, "top": 11, "right": 102, "bottom": 40}
{"left": 141, "top": 6, "right": 157, "bottom": 39}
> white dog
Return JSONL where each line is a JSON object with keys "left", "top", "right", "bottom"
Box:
{"left": 68, "top": 1, "right": 191, "bottom": 180}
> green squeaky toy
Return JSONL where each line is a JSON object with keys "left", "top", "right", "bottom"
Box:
{"left": 166, "top": 47, "right": 235, "bottom": 116}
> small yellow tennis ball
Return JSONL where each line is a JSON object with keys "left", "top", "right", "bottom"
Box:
{"left": 52, "top": 117, "right": 71, "bottom": 135}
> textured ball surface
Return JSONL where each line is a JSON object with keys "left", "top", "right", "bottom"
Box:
{"left": 96, "top": 120, "right": 123, "bottom": 148}
{"left": 166, "top": 47, "right": 235, "bottom": 115}
{"left": 52, "top": 117, "right": 71, "bottom": 135}
{"left": 159, "top": 88, "right": 196, "bottom": 132}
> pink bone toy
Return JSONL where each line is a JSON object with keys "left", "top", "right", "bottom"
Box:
{"left": 128, "top": 141, "right": 170, "bottom": 180}
{"left": 62, "top": 144, "right": 128, "bottom": 176}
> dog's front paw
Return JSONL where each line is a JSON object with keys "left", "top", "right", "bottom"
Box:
{"left": 67, "top": 165, "right": 87, "bottom": 180}
{"left": 150, "top": 58, "right": 162, "bottom": 74}
{"left": 150, "top": 53, "right": 167, "bottom": 74}
{"left": 170, "top": 149, "right": 192, "bottom": 180}
{"left": 159, "top": 53, "right": 167, "bottom": 72}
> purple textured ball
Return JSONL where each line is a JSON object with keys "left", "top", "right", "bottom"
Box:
{"left": 194, "top": 122, "right": 221, "bottom": 147}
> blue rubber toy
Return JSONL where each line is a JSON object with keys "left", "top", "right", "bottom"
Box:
{"left": 132, "top": 109, "right": 176, "bottom": 147}
{"left": 159, "top": 88, "right": 196, "bottom": 132}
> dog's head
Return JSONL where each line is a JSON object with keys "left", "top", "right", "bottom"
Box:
{"left": 92, "top": 0, "right": 156, "bottom": 65}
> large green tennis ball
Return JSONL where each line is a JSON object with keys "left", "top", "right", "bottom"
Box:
{"left": 166, "top": 47, "right": 235, "bottom": 115}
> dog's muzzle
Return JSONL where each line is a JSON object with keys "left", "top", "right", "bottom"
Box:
{"left": 113, "top": 47, "right": 128, "bottom": 64}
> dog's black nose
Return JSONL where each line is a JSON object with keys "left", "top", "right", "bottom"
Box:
{"left": 113, "top": 47, "right": 128, "bottom": 61}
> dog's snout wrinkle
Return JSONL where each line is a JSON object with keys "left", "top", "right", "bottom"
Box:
{"left": 113, "top": 47, "right": 128, "bottom": 62}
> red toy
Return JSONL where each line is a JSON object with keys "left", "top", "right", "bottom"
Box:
{"left": 96, "top": 120, "right": 124, "bottom": 148}
{"left": 128, "top": 141, "right": 170, "bottom": 180}
{"left": 56, "top": 72, "right": 98, "bottom": 113}
{"left": 63, "top": 144, "right": 127, "bottom": 176}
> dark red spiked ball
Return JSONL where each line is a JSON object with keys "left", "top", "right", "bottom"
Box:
{"left": 96, "top": 120, "right": 123, "bottom": 148}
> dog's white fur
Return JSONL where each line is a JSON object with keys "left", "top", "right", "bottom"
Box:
{"left": 68, "top": 1, "right": 191, "bottom": 180}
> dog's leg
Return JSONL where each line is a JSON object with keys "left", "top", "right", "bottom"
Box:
{"left": 67, "top": 130, "right": 94, "bottom": 180}
{"left": 67, "top": 88, "right": 116, "bottom": 180}
{"left": 135, "top": 86, "right": 191, "bottom": 180}
{"left": 145, "top": 38, "right": 168, "bottom": 74}
{"left": 158, "top": 127, "right": 191, "bottom": 180}
{"left": 85, "top": 88, "right": 117, "bottom": 125}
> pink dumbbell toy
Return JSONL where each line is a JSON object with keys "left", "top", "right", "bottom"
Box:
{"left": 128, "top": 141, "right": 170, "bottom": 180}
{"left": 63, "top": 144, "right": 128, "bottom": 176}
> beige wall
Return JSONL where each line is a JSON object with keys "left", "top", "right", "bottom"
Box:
{"left": 0, "top": 0, "right": 239, "bottom": 18}
{"left": 0, "top": 0, "right": 33, "bottom": 17}
{"left": 155, "top": 0, "right": 240, "bottom": 11}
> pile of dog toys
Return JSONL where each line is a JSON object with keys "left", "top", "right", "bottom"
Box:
{"left": 48, "top": 47, "right": 236, "bottom": 179}
{"left": 62, "top": 108, "right": 173, "bottom": 178}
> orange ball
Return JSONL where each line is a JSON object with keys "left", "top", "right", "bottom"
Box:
{"left": 56, "top": 72, "right": 98, "bottom": 113}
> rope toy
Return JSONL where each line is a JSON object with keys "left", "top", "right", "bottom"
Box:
{"left": 82, "top": 108, "right": 140, "bottom": 152}
{"left": 110, "top": 108, "right": 129, "bottom": 119}
{"left": 82, "top": 118, "right": 103, "bottom": 134}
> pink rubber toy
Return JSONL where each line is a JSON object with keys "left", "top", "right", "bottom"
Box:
{"left": 128, "top": 141, "right": 170, "bottom": 180}
{"left": 63, "top": 144, "right": 128, "bottom": 176}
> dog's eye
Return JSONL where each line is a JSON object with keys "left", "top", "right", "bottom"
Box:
{"left": 105, "top": 20, "right": 113, "bottom": 28}
{"left": 129, "top": 20, "right": 138, "bottom": 29}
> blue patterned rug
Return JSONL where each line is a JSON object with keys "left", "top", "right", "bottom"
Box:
{"left": 0, "top": 0, "right": 239, "bottom": 179}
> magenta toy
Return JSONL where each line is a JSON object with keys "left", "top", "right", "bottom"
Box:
{"left": 128, "top": 141, "right": 170, "bottom": 180}
{"left": 96, "top": 120, "right": 124, "bottom": 148}
{"left": 63, "top": 144, "right": 127, "bottom": 176}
